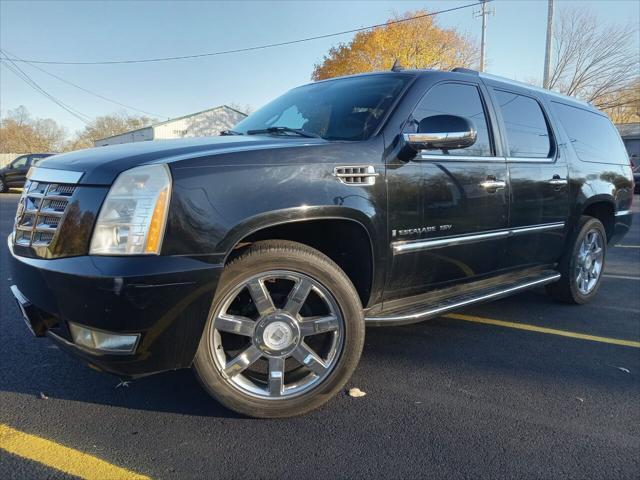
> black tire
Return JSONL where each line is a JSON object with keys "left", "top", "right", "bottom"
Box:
{"left": 546, "top": 216, "right": 607, "bottom": 304}
{"left": 193, "top": 240, "right": 365, "bottom": 418}
{"left": 0, "top": 177, "right": 7, "bottom": 193}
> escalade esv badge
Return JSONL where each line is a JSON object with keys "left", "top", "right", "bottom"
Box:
{"left": 8, "top": 67, "right": 634, "bottom": 418}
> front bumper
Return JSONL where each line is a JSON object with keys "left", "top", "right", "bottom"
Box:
{"left": 8, "top": 236, "right": 223, "bottom": 377}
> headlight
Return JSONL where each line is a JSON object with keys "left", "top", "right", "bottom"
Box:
{"left": 90, "top": 163, "right": 171, "bottom": 255}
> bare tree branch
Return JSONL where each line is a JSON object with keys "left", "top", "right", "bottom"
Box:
{"left": 548, "top": 7, "right": 639, "bottom": 123}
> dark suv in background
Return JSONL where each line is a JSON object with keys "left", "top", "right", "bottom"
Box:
{"left": 0, "top": 153, "right": 54, "bottom": 192}
{"left": 8, "top": 68, "right": 633, "bottom": 418}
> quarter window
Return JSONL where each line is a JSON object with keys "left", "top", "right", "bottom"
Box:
{"left": 552, "top": 101, "right": 629, "bottom": 165}
{"left": 410, "top": 83, "right": 492, "bottom": 157}
{"left": 493, "top": 90, "right": 552, "bottom": 158}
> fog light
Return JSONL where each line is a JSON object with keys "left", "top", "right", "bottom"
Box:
{"left": 68, "top": 322, "right": 139, "bottom": 353}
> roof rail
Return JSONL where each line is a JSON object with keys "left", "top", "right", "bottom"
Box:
{"left": 451, "top": 67, "right": 479, "bottom": 75}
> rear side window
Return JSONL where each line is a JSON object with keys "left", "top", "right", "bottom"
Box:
{"left": 410, "top": 83, "right": 493, "bottom": 157}
{"left": 552, "top": 102, "right": 629, "bottom": 165}
{"left": 493, "top": 90, "right": 552, "bottom": 158}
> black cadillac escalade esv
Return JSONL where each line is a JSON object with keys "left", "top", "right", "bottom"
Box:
{"left": 9, "top": 68, "right": 634, "bottom": 417}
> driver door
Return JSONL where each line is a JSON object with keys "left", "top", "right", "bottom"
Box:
{"left": 384, "top": 81, "right": 509, "bottom": 301}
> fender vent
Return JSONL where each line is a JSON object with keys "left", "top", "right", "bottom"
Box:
{"left": 333, "top": 166, "right": 379, "bottom": 186}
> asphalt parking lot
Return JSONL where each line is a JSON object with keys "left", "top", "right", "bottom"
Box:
{"left": 1, "top": 192, "right": 638, "bottom": 479}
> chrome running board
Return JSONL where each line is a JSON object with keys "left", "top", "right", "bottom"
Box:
{"left": 365, "top": 270, "right": 561, "bottom": 326}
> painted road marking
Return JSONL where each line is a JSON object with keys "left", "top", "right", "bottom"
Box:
{"left": 603, "top": 274, "right": 640, "bottom": 281}
{"left": 614, "top": 245, "right": 640, "bottom": 248}
{"left": 443, "top": 313, "right": 640, "bottom": 348}
{"left": 0, "top": 424, "right": 149, "bottom": 480}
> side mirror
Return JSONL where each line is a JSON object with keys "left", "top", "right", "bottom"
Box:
{"left": 403, "top": 114, "right": 477, "bottom": 152}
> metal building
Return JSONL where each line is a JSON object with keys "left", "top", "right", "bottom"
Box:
{"left": 94, "top": 105, "right": 247, "bottom": 147}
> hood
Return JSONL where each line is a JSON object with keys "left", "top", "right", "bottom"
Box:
{"left": 37, "top": 136, "right": 326, "bottom": 185}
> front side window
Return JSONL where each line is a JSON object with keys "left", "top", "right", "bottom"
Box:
{"left": 233, "top": 74, "right": 413, "bottom": 141}
{"left": 494, "top": 90, "right": 552, "bottom": 159}
{"left": 11, "top": 156, "right": 28, "bottom": 168}
{"left": 409, "top": 83, "right": 493, "bottom": 157}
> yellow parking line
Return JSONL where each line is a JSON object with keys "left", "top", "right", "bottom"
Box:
{"left": 443, "top": 313, "right": 640, "bottom": 348}
{"left": 0, "top": 424, "right": 150, "bottom": 480}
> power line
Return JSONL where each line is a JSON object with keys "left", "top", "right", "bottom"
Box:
{"left": 2, "top": 48, "right": 168, "bottom": 119}
{"left": 2, "top": 2, "right": 487, "bottom": 66}
{"left": 0, "top": 52, "right": 91, "bottom": 124}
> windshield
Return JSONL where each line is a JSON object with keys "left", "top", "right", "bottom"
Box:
{"left": 233, "top": 74, "right": 413, "bottom": 141}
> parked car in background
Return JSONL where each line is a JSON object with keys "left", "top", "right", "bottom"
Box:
{"left": 616, "top": 123, "right": 640, "bottom": 194}
{"left": 0, "top": 153, "right": 54, "bottom": 192}
{"left": 8, "top": 68, "right": 634, "bottom": 418}
{"left": 631, "top": 159, "right": 639, "bottom": 194}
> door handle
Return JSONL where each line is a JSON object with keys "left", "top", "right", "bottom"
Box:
{"left": 548, "top": 175, "right": 568, "bottom": 186}
{"left": 480, "top": 177, "right": 506, "bottom": 191}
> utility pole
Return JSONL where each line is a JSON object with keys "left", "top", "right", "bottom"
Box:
{"left": 475, "top": 0, "right": 494, "bottom": 72}
{"left": 543, "top": 0, "right": 554, "bottom": 89}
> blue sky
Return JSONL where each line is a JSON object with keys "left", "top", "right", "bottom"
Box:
{"left": 1, "top": 0, "right": 638, "bottom": 133}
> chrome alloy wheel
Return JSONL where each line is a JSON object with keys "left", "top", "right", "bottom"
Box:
{"left": 208, "top": 270, "right": 345, "bottom": 399}
{"left": 575, "top": 228, "right": 604, "bottom": 295}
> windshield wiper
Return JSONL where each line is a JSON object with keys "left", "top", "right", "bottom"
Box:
{"left": 220, "top": 130, "right": 243, "bottom": 136}
{"left": 246, "top": 126, "right": 320, "bottom": 138}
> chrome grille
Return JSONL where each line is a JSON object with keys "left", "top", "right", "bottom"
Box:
{"left": 13, "top": 180, "right": 76, "bottom": 247}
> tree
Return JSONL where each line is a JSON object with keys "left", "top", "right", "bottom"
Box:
{"left": 548, "top": 8, "right": 639, "bottom": 120}
{"left": 0, "top": 106, "right": 67, "bottom": 153}
{"left": 595, "top": 80, "right": 640, "bottom": 124}
{"left": 312, "top": 10, "right": 478, "bottom": 81}
{"left": 68, "top": 112, "right": 156, "bottom": 150}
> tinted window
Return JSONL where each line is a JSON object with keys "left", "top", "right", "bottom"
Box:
{"left": 552, "top": 102, "right": 629, "bottom": 164}
{"left": 494, "top": 90, "right": 551, "bottom": 158}
{"left": 11, "top": 156, "right": 28, "bottom": 168}
{"left": 624, "top": 139, "right": 639, "bottom": 161}
{"left": 410, "top": 83, "right": 492, "bottom": 156}
{"left": 30, "top": 156, "right": 48, "bottom": 166}
{"left": 234, "top": 74, "right": 413, "bottom": 141}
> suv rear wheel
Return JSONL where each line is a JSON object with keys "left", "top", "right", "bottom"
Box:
{"left": 194, "top": 240, "right": 365, "bottom": 418}
{"left": 547, "top": 216, "right": 607, "bottom": 304}
{"left": 0, "top": 177, "right": 7, "bottom": 193}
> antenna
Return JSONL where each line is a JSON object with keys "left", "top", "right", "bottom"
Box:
{"left": 391, "top": 59, "right": 404, "bottom": 72}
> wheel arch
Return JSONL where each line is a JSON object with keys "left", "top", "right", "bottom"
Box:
{"left": 220, "top": 207, "right": 377, "bottom": 307}
{"left": 579, "top": 195, "right": 615, "bottom": 242}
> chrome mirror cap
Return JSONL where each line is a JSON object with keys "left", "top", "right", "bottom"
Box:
{"left": 403, "top": 114, "right": 477, "bottom": 152}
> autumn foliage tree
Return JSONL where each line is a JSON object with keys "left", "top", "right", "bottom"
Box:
{"left": 312, "top": 10, "right": 477, "bottom": 80}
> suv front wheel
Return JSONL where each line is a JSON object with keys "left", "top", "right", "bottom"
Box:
{"left": 194, "top": 240, "right": 365, "bottom": 418}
